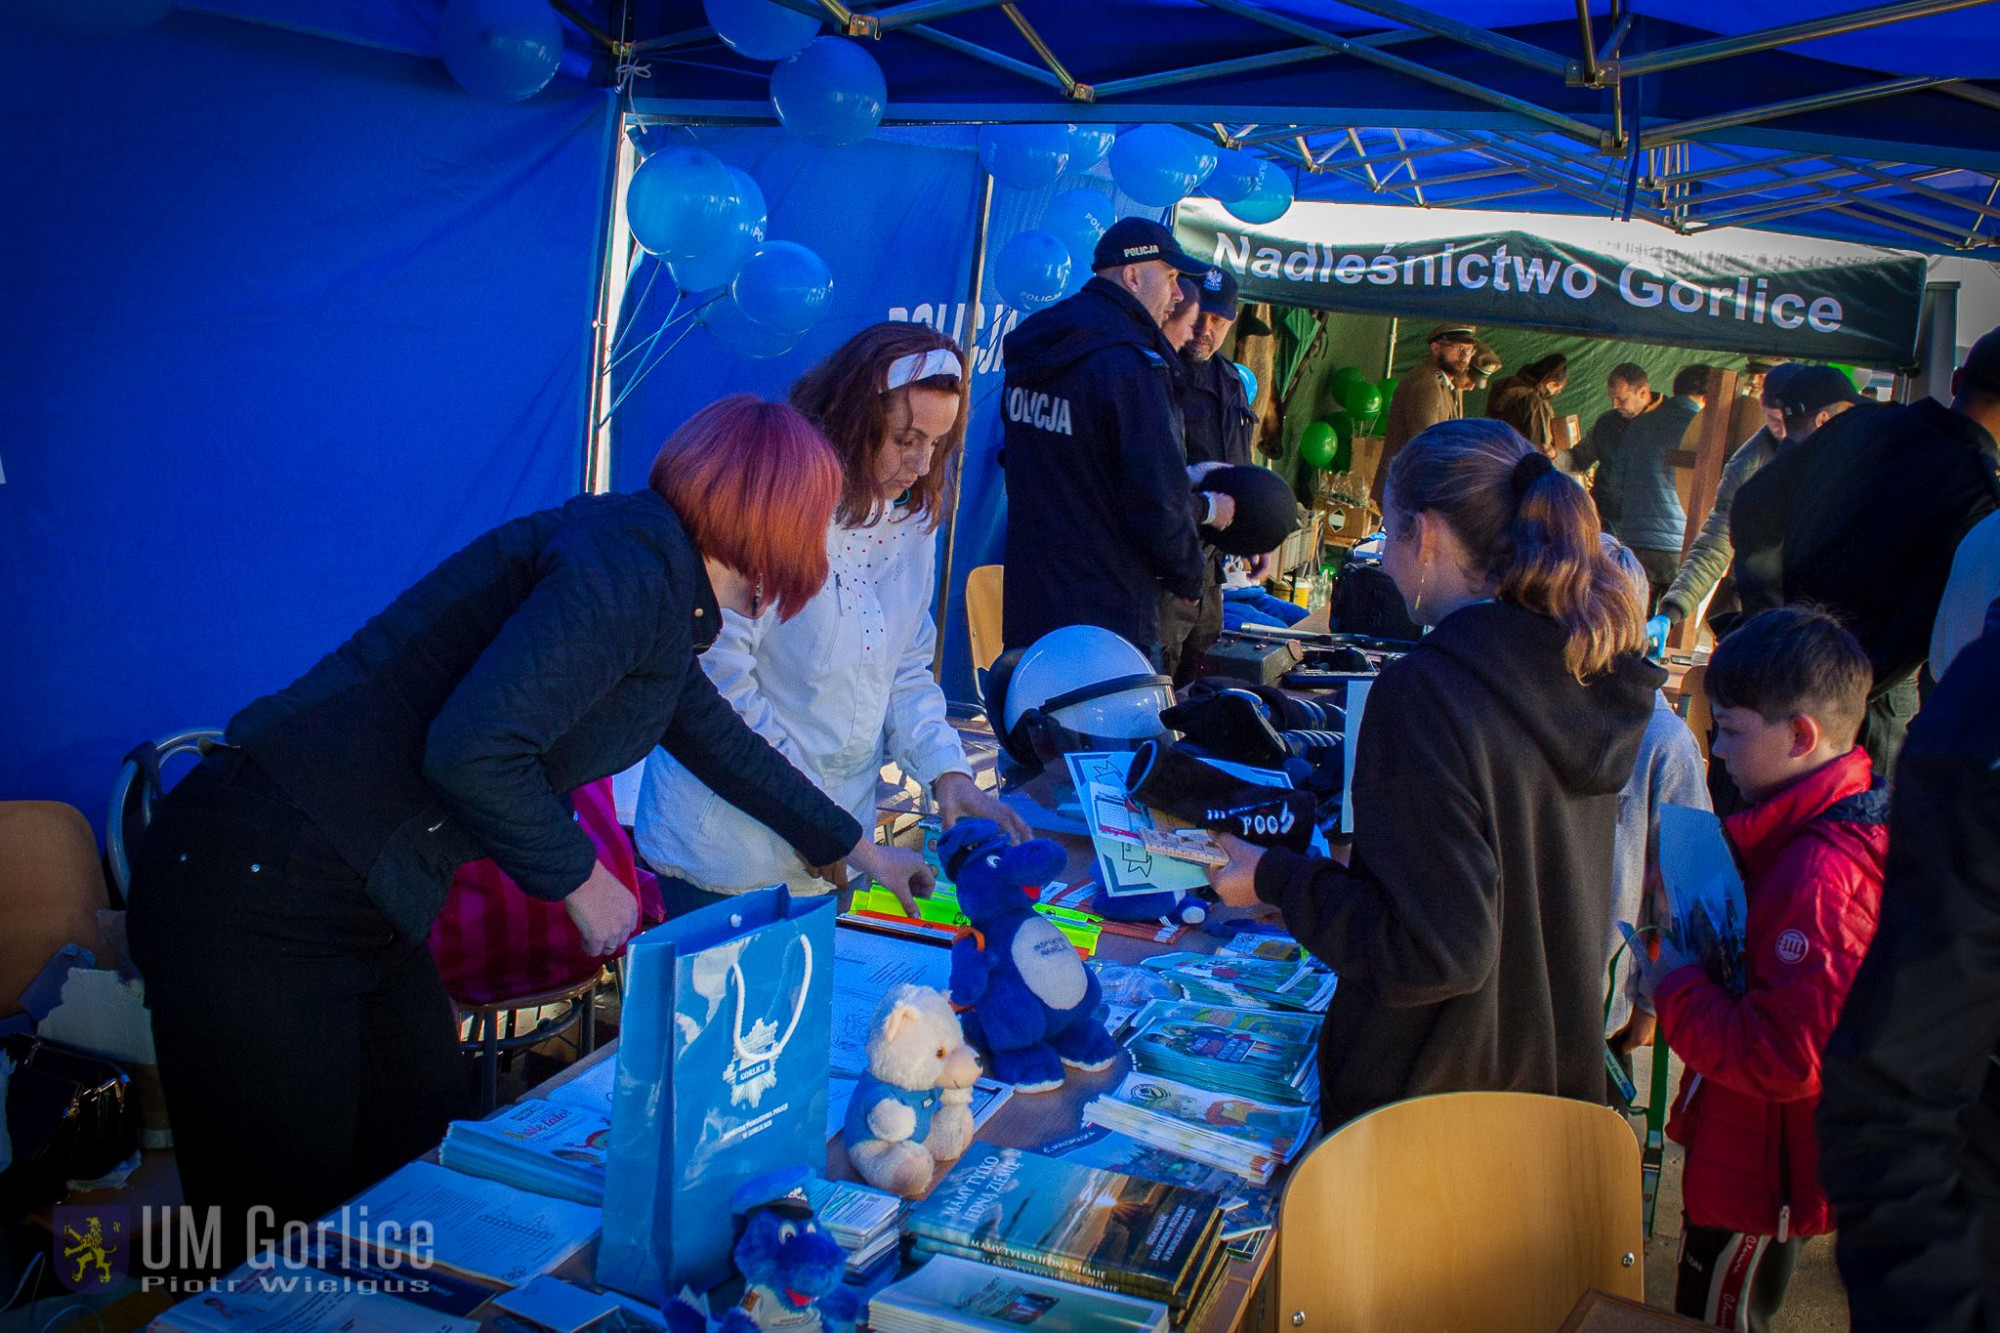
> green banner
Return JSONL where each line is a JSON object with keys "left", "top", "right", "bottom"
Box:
{"left": 1177, "top": 202, "right": 1927, "bottom": 366}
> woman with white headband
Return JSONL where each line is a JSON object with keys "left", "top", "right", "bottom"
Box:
{"left": 636, "top": 323, "right": 1028, "bottom": 912}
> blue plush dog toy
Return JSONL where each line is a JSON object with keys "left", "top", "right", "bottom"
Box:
{"left": 940, "top": 818, "right": 1119, "bottom": 1092}
{"left": 716, "top": 1169, "right": 860, "bottom": 1333}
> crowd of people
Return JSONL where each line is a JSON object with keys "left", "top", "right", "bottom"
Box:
{"left": 120, "top": 205, "right": 2000, "bottom": 1330}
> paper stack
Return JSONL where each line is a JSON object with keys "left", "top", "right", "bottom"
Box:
{"left": 805, "top": 1177, "right": 905, "bottom": 1285}
{"left": 1121, "top": 999, "right": 1322, "bottom": 1105}
{"left": 869, "top": 1254, "right": 1169, "bottom": 1333}
{"left": 1081, "top": 1072, "right": 1312, "bottom": 1185}
{"left": 1139, "top": 951, "right": 1337, "bottom": 1013}
{"left": 439, "top": 1099, "right": 608, "bottom": 1206}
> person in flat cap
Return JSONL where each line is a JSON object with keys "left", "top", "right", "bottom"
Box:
{"left": 1378, "top": 323, "right": 1477, "bottom": 504}
{"left": 1000, "top": 217, "right": 1230, "bottom": 663}
{"left": 1157, "top": 265, "right": 1267, "bottom": 684}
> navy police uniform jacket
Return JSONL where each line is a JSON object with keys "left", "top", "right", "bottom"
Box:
{"left": 1000, "top": 276, "right": 1206, "bottom": 653}
{"left": 1180, "top": 351, "right": 1256, "bottom": 469}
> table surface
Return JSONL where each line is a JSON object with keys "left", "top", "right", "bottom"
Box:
{"left": 516, "top": 775, "right": 1286, "bottom": 1333}
{"left": 52, "top": 738, "right": 1292, "bottom": 1332}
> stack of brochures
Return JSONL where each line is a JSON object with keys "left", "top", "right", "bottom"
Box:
{"left": 1036, "top": 1125, "right": 1278, "bottom": 1261}
{"left": 805, "top": 1177, "right": 905, "bottom": 1286}
{"left": 906, "top": 1145, "right": 1228, "bottom": 1326}
{"left": 1080, "top": 1072, "right": 1311, "bottom": 1185}
{"left": 438, "top": 1099, "right": 608, "bottom": 1206}
{"left": 869, "top": 1254, "right": 1169, "bottom": 1333}
{"left": 320, "top": 1160, "right": 601, "bottom": 1289}
{"left": 1121, "top": 999, "right": 1323, "bottom": 1106}
{"left": 1139, "top": 951, "right": 1337, "bottom": 1013}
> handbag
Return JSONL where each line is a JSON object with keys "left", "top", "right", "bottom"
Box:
{"left": 595, "top": 887, "right": 834, "bottom": 1302}
{"left": 428, "top": 779, "right": 663, "bottom": 1005}
{"left": 0, "top": 1034, "right": 139, "bottom": 1225}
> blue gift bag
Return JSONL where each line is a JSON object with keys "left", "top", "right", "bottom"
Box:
{"left": 596, "top": 887, "right": 833, "bottom": 1301}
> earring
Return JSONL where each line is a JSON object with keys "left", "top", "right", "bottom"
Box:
{"left": 1413, "top": 566, "right": 1428, "bottom": 615}
{"left": 751, "top": 577, "right": 764, "bottom": 617}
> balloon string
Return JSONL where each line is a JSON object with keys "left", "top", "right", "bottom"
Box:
{"left": 603, "top": 260, "right": 663, "bottom": 366}
{"left": 605, "top": 287, "right": 680, "bottom": 377}
{"left": 595, "top": 294, "right": 720, "bottom": 430}
{"left": 615, "top": 60, "right": 652, "bottom": 95}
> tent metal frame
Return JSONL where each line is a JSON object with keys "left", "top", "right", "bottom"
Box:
{"left": 628, "top": 0, "right": 2000, "bottom": 250}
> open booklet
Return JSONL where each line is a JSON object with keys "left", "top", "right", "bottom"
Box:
{"left": 1656, "top": 803, "right": 1749, "bottom": 996}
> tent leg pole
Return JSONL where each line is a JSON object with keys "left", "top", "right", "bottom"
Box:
{"left": 1383, "top": 317, "right": 1399, "bottom": 380}
{"left": 930, "top": 169, "right": 997, "bottom": 686}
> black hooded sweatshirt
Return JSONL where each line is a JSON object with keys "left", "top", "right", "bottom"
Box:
{"left": 1000, "top": 277, "right": 1206, "bottom": 653}
{"left": 1252, "top": 601, "right": 1663, "bottom": 1129}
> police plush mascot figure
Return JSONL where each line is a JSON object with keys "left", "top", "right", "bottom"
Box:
{"left": 941, "top": 818, "right": 1118, "bottom": 1091}
{"left": 716, "top": 1168, "right": 861, "bottom": 1333}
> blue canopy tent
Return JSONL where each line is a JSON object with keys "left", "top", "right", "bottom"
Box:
{"left": 4, "top": 0, "right": 1997, "bottom": 826}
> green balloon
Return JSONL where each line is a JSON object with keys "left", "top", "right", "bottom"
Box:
{"left": 1329, "top": 366, "right": 1367, "bottom": 397}
{"left": 1379, "top": 375, "right": 1400, "bottom": 408}
{"left": 1340, "top": 381, "right": 1383, "bottom": 422}
{"left": 1299, "top": 420, "right": 1338, "bottom": 470}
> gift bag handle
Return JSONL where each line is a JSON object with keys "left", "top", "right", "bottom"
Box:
{"left": 728, "top": 935, "right": 814, "bottom": 1063}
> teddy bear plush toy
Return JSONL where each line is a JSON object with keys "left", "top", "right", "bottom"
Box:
{"left": 843, "top": 983, "right": 982, "bottom": 1197}
{"left": 716, "top": 1168, "right": 861, "bottom": 1333}
{"left": 940, "top": 818, "right": 1119, "bottom": 1092}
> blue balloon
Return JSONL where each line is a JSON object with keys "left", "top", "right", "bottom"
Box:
{"left": 1224, "top": 159, "right": 1296, "bottom": 225}
{"left": 732, "top": 241, "right": 835, "bottom": 336}
{"left": 977, "top": 125, "right": 1074, "bottom": 191}
{"left": 703, "top": 296, "right": 800, "bottom": 360}
{"left": 1066, "top": 125, "right": 1116, "bottom": 170}
{"left": 770, "top": 38, "right": 885, "bottom": 148}
{"left": 1109, "top": 125, "right": 1204, "bottom": 208}
{"left": 1205, "top": 149, "right": 1262, "bottom": 204}
{"left": 437, "top": 0, "right": 562, "bottom": 103}
{"left": 1041, "top": 188, "right": 1113, "bottom": 265}
{"left": 668, "top": 167, "right": 768, "bottom": 294}
{"left": 992, "top": 231, "right": 1072, "bottom": 312}
{"left": 626, "top": 145, "right": 739, "bottom": 261}
{"left": 1234, "top": 361, "right": 1259, "bottom": 403}
{"left": 1182, "top": 131, "right": 1220, "bottom": 188}
{"left": 703, "top": 0, "right": 819, "bottom": 61}
{"left": 16, "top": 0, "right": 173, "bottom": 38}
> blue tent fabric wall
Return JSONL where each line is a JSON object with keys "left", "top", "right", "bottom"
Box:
{"left": 0, "top": 10, "right": 614, "bottom": 827}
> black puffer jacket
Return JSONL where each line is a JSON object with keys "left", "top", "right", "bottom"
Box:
{"left": 228, "top": 490, "right": 861, "bottom": 940}
{"left": 1001, "top": 277, "right": 1205, "bottom": 652}
{"left": 1819, "top": 609, "right": 2000, "bottom": 1332}
{"left": 1252, "top": 601, "right": 1662, "bottom": 1128}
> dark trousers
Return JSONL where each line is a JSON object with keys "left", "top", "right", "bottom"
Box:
{"left": 1635, "top": 547, "right": 1681, "bottom": 616}
{"left": 126, "top": 750, "right": 462, "bottom": 1271}
{"left": 1158, "top": 560, "right": 1225, "bottom": 689}
{"left": 1859, "top": 674, "right": 1921, "bottom": 779}
{"left": 1675, "top": 1220, "right": 1805, "bottom": 1332}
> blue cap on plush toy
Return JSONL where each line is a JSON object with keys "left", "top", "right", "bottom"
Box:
{"left": 730, "top": 1166, "right": 817, "bottom": 1220}
{"left": 939, "top": 819, "right": 1012, "bottom": 883}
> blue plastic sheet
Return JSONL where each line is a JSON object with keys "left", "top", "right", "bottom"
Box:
{"left": 0, "top": 10, "right": 613, "bottom": 823}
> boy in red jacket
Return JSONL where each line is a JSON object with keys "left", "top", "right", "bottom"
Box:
{"left": 1639, "top": 606, "right": 1888, "bottom": 1332}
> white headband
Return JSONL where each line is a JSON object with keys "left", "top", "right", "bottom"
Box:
{"left": 883, "top": 347, "right": 963, "bottom": 393}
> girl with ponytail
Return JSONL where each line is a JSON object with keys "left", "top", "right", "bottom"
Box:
{"left": 1208, "top": 418, "right": 1663, "bottom": 1130}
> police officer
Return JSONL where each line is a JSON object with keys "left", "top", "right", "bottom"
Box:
{"left": 1000, "top": 217, "right": 1222, "bottom": 661}
{"left": 1159, "top": 266, "right": 1260, "bottom": 684}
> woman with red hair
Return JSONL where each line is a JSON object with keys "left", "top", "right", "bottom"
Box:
{"left": 638, "top": 324, "right": 1027, "bottom": 911}
{"left": 126, "top": 395, "right": 931, "bottom": 1267}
